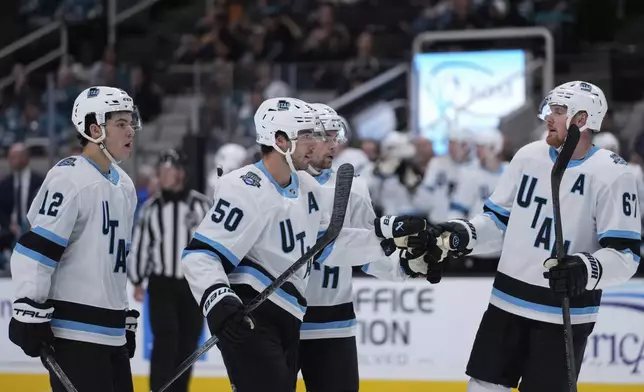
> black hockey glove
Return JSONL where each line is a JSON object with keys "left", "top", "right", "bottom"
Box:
{"left": 203, "top": 285, "right": 255, "bottom": 345}
{"left": 9, "top": 298, "right": 55, "bottom": 358}
{"left": 125, "top": 309, "right": 140, "bottom": 358}
{"left": 431, "top": 219, "right": 477, "bottom": 258}
{"left": 543, "top": 253, "right": 594, "bottom": 298}
{"left": 399, "top": 231, "right": 445, "bottom": 280}
{"left": 374, "top": 215, "right": 427, "bottom": 240}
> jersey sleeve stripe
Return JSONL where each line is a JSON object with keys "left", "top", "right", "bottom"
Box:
{"left": 315, "top": 240, "right": 336, "bottom": 264}
{"left": 450, "top": 202, "right": 470, "bottom": 215}
{"left": 13, "top": 244, "right": 57, "bottom": 268}
{"left": 622, "top": 249, "right": 641, "bottom": 264}
{"left": 599, "top": 237, "right": 640, "bottom": 261}
{"left": 183, "top": 239, "right": 236, "bottom": 274}
{"left": 484, "top": 199, "right": 510, "bottom": 217}
{"left": 17, "top": 230, "right": 67, "bottom": 263}
{"left": 31, "top": 226, "right": 69, "bottom": 247}
{"left": 598, "top": 230, "right": 641, "bottom": 241}
{"left": 483, "top": 209, "right": 508, "bottom": 231}
{"left": 193, "top": 232, "right": 240, "bottom": 266}
{"left": 235, "top": 258, "right": 308, "bottom": 309}
{"left": 232, "top": 267, "right": 307, "bottom": 312}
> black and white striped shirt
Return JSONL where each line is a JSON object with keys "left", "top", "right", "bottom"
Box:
{"left": 128, "top": 189, "right": 212, "bottom": 284}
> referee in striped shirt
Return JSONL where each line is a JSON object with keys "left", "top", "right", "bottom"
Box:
{"left": 128, "top": 149, "right": 212, "bottom": 392}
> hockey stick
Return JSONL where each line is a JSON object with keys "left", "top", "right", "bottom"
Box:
{"left": 155, "top": 163, "right": 355, "bottom": 392}
{"left": 550, "top": 124, "right": 581, "bottom": 392}
{"left": 41, "top": 346, "right": 79, "bottom": 392}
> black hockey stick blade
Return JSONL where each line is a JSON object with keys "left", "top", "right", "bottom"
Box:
{"left": 41, "top": 346, "right": 79, "bottom": 392}
{"left": 549, "top": 124, "right": 580, "bottom": 392}
{"left": 155, "top": 164, "right": 355, "bottom": 392}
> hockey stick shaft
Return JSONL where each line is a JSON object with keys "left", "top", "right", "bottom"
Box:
{"left": 551, "top": 124, "right": 580, "bottom": 392}
{"left": 155, "top": 164, "right": 355, "bottom": 392}
{"left": 41, "top": 346, "right": 79, "bottom": 392}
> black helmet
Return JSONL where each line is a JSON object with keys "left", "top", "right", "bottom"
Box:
{"left": 158, "top": 149, "right": 187, "bottom": 168}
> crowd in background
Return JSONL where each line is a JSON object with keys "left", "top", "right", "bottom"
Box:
{"left": 0, "top": 0, "right": 585, "bottom": 152}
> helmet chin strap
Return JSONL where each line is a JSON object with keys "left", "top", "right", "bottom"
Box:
{"left": 98, "top": 125, "right": 121, "bottom": 165}
{"left": 273, "top": 139, "right": 298, "bottom": 173}
{"left": 307, "top": 164, "right": 321, "bottom": 176}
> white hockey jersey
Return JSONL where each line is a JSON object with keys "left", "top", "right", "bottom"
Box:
{"left": 301, "top": 169, "right": 407, "bottom": 340}
{"left": 449, "top": 163, "right": 507, "bottom": 220}
{"left": 414, "top": 155, "right": 476, "bottom": 224}
{"left": 469, "top": 141, "right": 641, "bottom": 325}
{"left": 181, "top": 161, "right": 392, "bottom": 321}
{"left": 11, "top": 155, "right": 137, "bottom": 346}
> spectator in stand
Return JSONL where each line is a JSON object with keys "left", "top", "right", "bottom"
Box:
{"left": 302, "top": 3, "right": 350, "bottom": 61}
{"left": 260, "top": 6, "right": 303, "bottom": 62}
{"left": 361, "top": 139, "right": 380, "bottom": 163}
{"left": 7, "top": 64, "right": 32, "bottom": 107}
{"left": 0, "top": 143, "right": 44, "bottom": 244}
{"left": 50, "top": 64, "right": 84, "bottom": 116}
{"left": 7, "top": 97, "right": 68, "bottom": 144}
{"left": 412, "top": 0, "right": 484, "bottom": 34}
{"left": 342, "top": 30, "right": 380, "bottom": 92}
{"left": 130, "top": 66, "right": 163, "bottom": 123}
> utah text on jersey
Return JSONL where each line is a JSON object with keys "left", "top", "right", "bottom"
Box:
{"left": 470, "top": 142, "right": 640, "bottom": 324}
{"left": 11, "top": 155, "right": 137, "bottom": 346}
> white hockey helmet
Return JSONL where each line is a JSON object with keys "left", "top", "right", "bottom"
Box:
{"left": 448, "top": 127, "right": 472, "bottom": 143}
{"left": 538, "top": 81, "right": 607, "bottom": 132}
{"left": 214, "top": 143, "right": 248, "bottom": 175}
{"left": 476, "top": 128, "right": 504, "bottom": 155}
{"left": 309, "top": 103, "right": 349, "bottom": 145}
{"left": 71, "top": 86, "right": 141, "bottom": 163}
{"left": 254, "top": 97, "right": 325, "bottom": 172}
{"left": 593, "top": 132, "right": 620, "bottom": 154}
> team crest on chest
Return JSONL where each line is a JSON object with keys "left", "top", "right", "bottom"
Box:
{"left": 240, "top": 172, "right": 261, "bottom": 188}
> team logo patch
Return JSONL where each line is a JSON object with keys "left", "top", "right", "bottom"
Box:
{"left": 579, "top": 82, "right": 593, "bottom": 93}
{"left": 87, "top": 87, "right": 100, "bottom": 98}
{"left": 240, "top": 172, "right": 261, "bottom": 188}
{"left": 288, "top": 188, "right": 296, "bottom": 196}
{"left": 450, "top": 234, "right": 460, "bottom": 249}
{"left": 277, "top": 100, "right": 290, "bottom": 111}
{"left": 609, "top": 152, "right": 627, "bottom": 165}
{"left": 56, "top": 157, "right": 77, "bottom": 167}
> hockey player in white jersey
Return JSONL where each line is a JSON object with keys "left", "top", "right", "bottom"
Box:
{"left": 430, "top": 81, "right": 641, "bottom": 392}
{"left": 181, "top": 97, "right": 428, "bottom": 392}
{"left": 449, "top": 128, "right": 506, "bottom": 221}
{"left": 414, "top": 127, "right": 476, "bottom": 225}
{"left": 447, "top": 128, "right": 506, "bottom": 272}
{"left": 9, "top": 86, "right": 141, "bottom": 392}
{"left": 298, "top": 104, "right": 439, "bottom": 392}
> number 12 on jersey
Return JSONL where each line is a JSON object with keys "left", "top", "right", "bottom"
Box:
{"left": 38, "top": 190, "right": 64, "bottom": 217}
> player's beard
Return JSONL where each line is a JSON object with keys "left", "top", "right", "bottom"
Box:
{"left": 545, "top": 130, "right": 565, "bottom": 148}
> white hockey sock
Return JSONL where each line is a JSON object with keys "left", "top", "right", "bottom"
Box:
{"left": 467, "top": 378, "right": 511, "bottom": 392}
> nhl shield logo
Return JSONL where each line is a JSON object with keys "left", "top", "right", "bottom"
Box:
{"left": 240, "top": 172, "right": 261, "bottom": 188}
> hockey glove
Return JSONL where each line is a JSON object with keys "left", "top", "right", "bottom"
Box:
{"left": 203, "top": 285, "right": 255, "bottom": 345}
{"left": 543, "top": 254, "right": 594, "bottom": 298}
{"left": 9, "top": 298, "right": 55, "bottom": 358}
{"left": 374, "top": 215, "right": 427, "bottom": 240}
{"left": 431, "top": 219, "right": 477, "bottom": 258}
{"left": 125, "top": 309, "right": 140, "bottom": 358}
